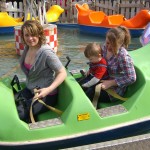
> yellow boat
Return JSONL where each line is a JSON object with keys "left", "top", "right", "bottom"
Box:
{"left": 0, "top": 12, "right": 23, "bottom": 26}
{"left": 0, "top": 5, "right": 64, "bottom": 34}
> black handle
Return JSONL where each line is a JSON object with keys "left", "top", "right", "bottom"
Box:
{"left": 80, "top": 70, "right": 86, "bottom": 77}
{"left": 65, "top": 56, "right": 71, "bottom": 69}
{"left": 11, "top": 75, "right": 21, "bottom": 91}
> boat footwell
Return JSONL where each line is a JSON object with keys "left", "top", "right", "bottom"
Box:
{"left": 98, "top": 104, "right": 127, "bottom": 118}
{"left": 29, "top": 117, "right": 63, "bottom": 130}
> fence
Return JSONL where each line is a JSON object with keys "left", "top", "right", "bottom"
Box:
{"left": 0, "top": 0, "right": 150, "bottom": 23}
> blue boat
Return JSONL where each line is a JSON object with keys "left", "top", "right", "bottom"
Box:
{"left": 79, "top": 25, "right": 144, "bottom": 38}
{"left": 0, "top": 26, "right": 14, "bottom": 35}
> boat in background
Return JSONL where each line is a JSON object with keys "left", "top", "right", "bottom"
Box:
{"left": 0, "top": 12, "right": 23, "bottom": 34}
{"left": 140, "top": 23, "right": 150, "bottom": 46}
{"left": 79, "top": 24, "right": 144, "bottom": 37}
{"left": 0, "top": 5, "right": 64, "bottom": 35}
{"left": 0, "top": 26, "right": 16, "bottom": 35}
{"left": 46, "top": 5, "right": 64, "bottom": 23}
{"left": 75, "top": 3, "right": 150, "bottom": 37}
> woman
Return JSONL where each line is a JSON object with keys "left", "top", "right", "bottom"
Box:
{"left": 17, "top": 20, "right": 67, "bottom": 122}
{"left": 99, "top": 26, "right": 136, "bottom": 103}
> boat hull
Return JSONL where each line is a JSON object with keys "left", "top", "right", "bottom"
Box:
{"left": 0, "top": 26, "right": 14, "bottom": 35}
{"left": 79, "top": 25, "right": 144, "bottom": 38}
{"left": 0, "top": 118, "right": 150, "bottom": 149}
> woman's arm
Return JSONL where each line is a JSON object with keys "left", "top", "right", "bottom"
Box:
{"left": 115, "top": 53, "right": 136, "bottom": 88}
{"left": 35, "top": 67, "right": 67, "bottom": 99}
{"left": 101, "top": 79, "right": 117, "bottom": 90}
{"left": 101, "top": 52, "right": 136, "bottom": 90}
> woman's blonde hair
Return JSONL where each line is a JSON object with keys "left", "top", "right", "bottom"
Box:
{"left": 21, "top": 20, "right": 46, "bottom": 46}
{"left": 84, "top": 42, "right": 101, "bottom": 58}
{"left": 106, "top": 26, "right": 131, "bottom": 55}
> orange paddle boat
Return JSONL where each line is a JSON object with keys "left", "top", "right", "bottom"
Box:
{"left": 75, "top": 3, "right": 150, "bottom": 37}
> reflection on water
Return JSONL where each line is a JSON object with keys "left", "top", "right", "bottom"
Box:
{"left": 57, "top": 27, "right": 103, "bottom": 70}
{"left": 0, "top": 27, "right": 142, "bottom": 79}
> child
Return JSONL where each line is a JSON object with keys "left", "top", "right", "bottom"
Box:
{"left": 80, "top": 42, "right": 108, "bottom": 99}
{"left": 99, "top": 26, "right": 136, "bottom": 103}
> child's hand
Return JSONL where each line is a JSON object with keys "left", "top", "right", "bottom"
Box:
{"left": 80, "top": 69, "right": 87, "bottom": 77}
{"left": 82, "top": 83, "right": 89, "bottom": 88}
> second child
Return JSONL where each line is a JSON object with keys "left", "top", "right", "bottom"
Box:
{"left": 80, "top": 42, "right": 108, "bottom": 99}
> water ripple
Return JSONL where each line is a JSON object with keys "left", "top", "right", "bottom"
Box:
{"left": 0, "top": 27, "right": 142, "bottom": 79}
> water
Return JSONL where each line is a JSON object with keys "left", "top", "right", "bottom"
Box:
{"left": 0, "top": 26, "right": 142, "bottom": 79}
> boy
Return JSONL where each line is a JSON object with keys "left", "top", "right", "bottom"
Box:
{"left": 81, "top": 42, "right": 108, "bottom": 100}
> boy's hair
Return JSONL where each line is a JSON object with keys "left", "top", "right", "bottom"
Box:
{"left": 21, "top": 20, "right": 46, "bottom": 46}
{"left": 106, "top": 26, "right": 131, "bottom": 55}
{"left": 84, "top": 42, "right": 101, "bottom": 58}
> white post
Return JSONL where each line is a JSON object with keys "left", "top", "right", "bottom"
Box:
{"left": 43, "top": 0, "right": 48, "bottom": 25}
{"left": 38, "top": 1, "right": 43, "bottom": 24}
{"left": 37, "top": 0, "right": 48, "bottom": 26}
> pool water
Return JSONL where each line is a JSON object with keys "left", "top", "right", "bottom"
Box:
{"left": 0, "top": 27, "right": 142, "bottom": 79}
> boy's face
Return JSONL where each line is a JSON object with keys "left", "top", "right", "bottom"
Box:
{"left": 88, "top": 54, "right": 102, "bottom": 63}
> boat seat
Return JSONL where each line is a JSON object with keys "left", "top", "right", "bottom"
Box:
{"left": 37, "top": 107, "right": 60, "bottom": 121}
{"left": 98, "top": 66, "right": 145, "bottom": 109}
{"left": 37, "top": 77, "right": 74, "bottom": 122}
{"left": 29, "top": 117, "right": 63, "bottom": 129}
{"left": 37, "top": 96, "right": 64, "bottom": 121}
{"left": 99, "top": 100, "right": 123, "bottom": 108}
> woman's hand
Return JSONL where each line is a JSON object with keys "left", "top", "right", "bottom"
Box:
{"left": 34, "top": 88, "right": 50, "bottom": 99}
{"left": 101, "top": 80, "right": 117, "bottom": 90}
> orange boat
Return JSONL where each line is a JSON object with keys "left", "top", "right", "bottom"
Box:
{"left": 75, "top": 3, "right": 150, "bottom": 37}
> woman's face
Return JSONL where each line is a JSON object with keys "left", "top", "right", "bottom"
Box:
{"left": 105, "top": 38, "right": 113, "bottom": 52}
{"left": 23, "top": 28, "right": 39, "bottom": 47}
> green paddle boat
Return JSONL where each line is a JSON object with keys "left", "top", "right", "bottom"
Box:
{"left": 0, "top": 43, "right": 150, "bottom": 149}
